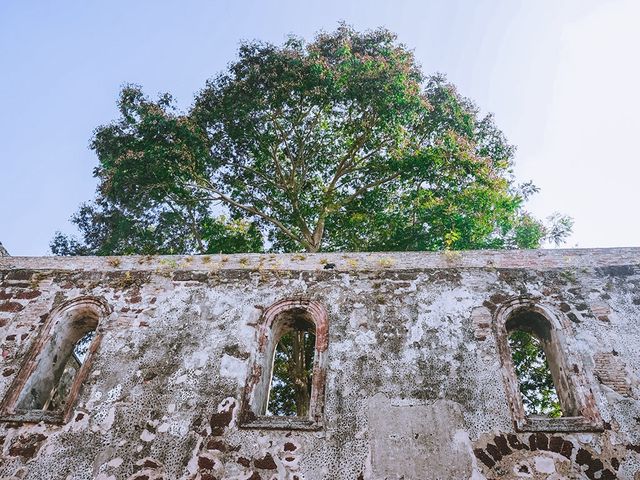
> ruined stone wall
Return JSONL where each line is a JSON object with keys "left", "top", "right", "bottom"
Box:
{"left": 0, "top": 248, "right": 639, "bottom": 480}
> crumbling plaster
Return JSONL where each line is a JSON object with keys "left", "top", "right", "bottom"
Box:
{"left": 0, "top": 248, "right": 639, "bottom": 479}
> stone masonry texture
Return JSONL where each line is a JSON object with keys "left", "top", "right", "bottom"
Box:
{"left": 0, "top": 248, "right": 639, "bottom": 479}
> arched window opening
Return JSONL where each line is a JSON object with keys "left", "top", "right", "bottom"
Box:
{"left": 15, "top": 315, "right": 98, "bottom": 412}
{"left": 495, "top": 300, "right": 603, "bottom": 431}
{"left": 505, "top": 309, "right": 570, "bottom": 419}
{"left": 43, "top": 330, "right": 97, "bottom": 411}
{"left": 267, "top": 311, "right": 316, "bottom": 416}
{"left": 507, "top": 329, "right": 561, "bottom": 418}
{"left": 1, "top": 297, "right": 109, "bottom": 424}
{"left": 241, "top": 298, "right": 328, "bottom": 430}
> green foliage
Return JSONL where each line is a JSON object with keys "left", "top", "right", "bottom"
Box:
{"left": 51, "top": 203, "right": 263, "bottom": 256}
{"left": 52, "top": 25, "right": 571, "bottom": 255}
{"left": 267, "top": 330, "right": 315, "bottom": 416}
{"left": 508, "top": 330, "right": 562, "bottom": 418}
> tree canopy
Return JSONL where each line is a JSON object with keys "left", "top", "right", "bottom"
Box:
{"left": 52, "top": 25, "right": 571, "bottom": 255}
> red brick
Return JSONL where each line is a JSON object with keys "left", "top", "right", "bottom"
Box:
{"left": 14, "top": 290, "right": 41, "bottom": 299}
{"left": 0, "top": 301, "right": 23, "bottom": 312}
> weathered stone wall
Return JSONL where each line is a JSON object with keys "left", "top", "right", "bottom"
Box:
{"left": 0, "top": 248, "right": 639, "bottom": 480}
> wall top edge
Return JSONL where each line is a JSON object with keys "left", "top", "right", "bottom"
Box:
{"left": 1, "top": 248, "right": 639, "bottom": 273}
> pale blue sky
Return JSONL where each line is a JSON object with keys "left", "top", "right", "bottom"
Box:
{"left": 1, "top": 0, "right": 638, "bottom": 255}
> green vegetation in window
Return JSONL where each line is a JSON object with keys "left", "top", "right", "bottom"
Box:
{"left": 267, "top": 330, "right": 315, "bottom": 416}
{"left": 508, "top": 330, "right": 562, "bottom": 418}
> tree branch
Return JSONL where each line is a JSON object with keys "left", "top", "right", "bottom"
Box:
{"left": 186, "top": 176, "right": 312, "bottom": 251}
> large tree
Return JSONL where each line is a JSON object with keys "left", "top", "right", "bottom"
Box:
{"left": 52, "top": 25, "right": 570, "bottom": 255}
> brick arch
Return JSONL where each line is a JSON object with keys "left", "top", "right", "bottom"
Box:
{"left": 474, "top": 432, "right": 621, "bottom": 479}
{"left": 493, "top": 296, "right": 564, "bottom": 332}
{"left": 257, "top": 298, "right": 329, "bottom": 353}
{"left": 47, "top": 295, "right": 112, "bottom": 326}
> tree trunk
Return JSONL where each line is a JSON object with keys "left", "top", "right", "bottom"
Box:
{"left": 290, "top": 331, "right": 310, "bottom": 416}
{"left": 302, "top": 214, "right": 325, "bottom": 253}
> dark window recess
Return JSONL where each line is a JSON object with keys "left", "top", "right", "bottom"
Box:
{"left": 508, "top": 329, "right": 562, "bottom": 418}
{"left": 267, "top": 319, "right": 316, "bottom": 417}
